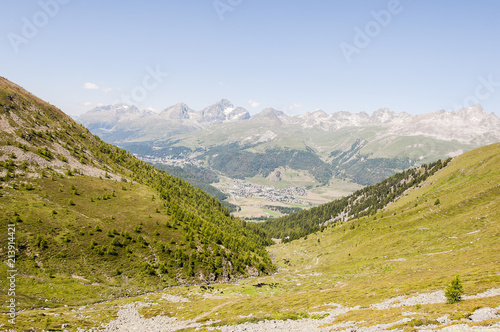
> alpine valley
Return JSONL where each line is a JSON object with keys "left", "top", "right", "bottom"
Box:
{"left": 1, "top": 77, "right": 499, "bottom": 331}
{"left": 78, "top": 100, "right": 500, "bottom": 218}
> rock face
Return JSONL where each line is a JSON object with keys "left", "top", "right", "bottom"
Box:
{"left": 201, "top": 99, "right": 250, "bottom": 123}
{"left": 76, "top": 99, "right": 251, "bottom": 142}
{"left": 160, "top": 103, "right": 197, "bottom": 120}
{"left": 77, "top": 104, "right": 152, "bottom": 131}
{"left": 282, "top": 104, "right": 500, "bottom": 144}
{"left": 77, "top": 101, "right": 500, "bottom": 146}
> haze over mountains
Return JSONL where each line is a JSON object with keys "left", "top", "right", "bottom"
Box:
{"left": 78, "top": 100, "right": 500, "bottom": 193}
{"left": 78, "top": 100, "right": 500, "bottom": 145}
{"left": 77, "top": 99, "right": 251, "bottom": 142}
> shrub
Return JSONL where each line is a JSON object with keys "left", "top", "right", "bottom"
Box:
{"left": 94, "top": 245, "right": 105, "bottom": 255}
{"left": 106, "top": 245, "right": 118, "bottom": 255}
{"left": 144, "top": 264, "right": 156, "bottom": 276}
{"left": 445, "top": 275, "right": 464, "bottom": 304}
{"left": 158, "top": 263, "right": 168, "bottom": 274}
{"left": 121, "top": 231, "right": 132, "bottom": 239}
{"left": 35, "top": 235, "right": 48, "bottom": 248}
{"left": 137, "top": 235, "right": 148, "bottom": 247}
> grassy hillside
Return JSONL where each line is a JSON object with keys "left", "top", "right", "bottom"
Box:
{"left": 0, "top": 77, "right": 275, "bottom": 311}
{"left": 152, "top": 163, "right": 240, "bottom": 212}
{"left": 204, "top": 144, "right": 333, "bottom": 185}
{"left": 259, "top": 158, "right": 451, "bottom": 241}
{"left": 269, "top": 143, "right": 500, "bottom": 304}
{"left": 5, "top": 143, "right": 498, "bottom": 331}
{"left": 144, "top": 142, "right": 499, "bottom": 327}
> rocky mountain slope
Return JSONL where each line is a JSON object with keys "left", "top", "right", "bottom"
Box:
{"left": 174, "top": 105, "right": 499, "bottom": 187}
{"left": 0, "top": 77, "right": 274, "bottom": 312}
{"left": 77, "top": 99, "right": 250, "bottom": 143}
{"left": 79, "top": 102, "right": 500, "bottom": 146}
{"left": 78, "top": 101, "right": 500, "bottom": 189}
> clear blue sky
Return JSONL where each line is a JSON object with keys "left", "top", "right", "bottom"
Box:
{"left": 1, "top": 0, "right": 499, "bottom": 116}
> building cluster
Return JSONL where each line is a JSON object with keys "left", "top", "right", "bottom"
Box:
{"left": 225, "top": 180, "right": 307, "bottom": 203}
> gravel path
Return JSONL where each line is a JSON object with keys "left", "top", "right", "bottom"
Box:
{"left": 100, "top": 302, "right": 204, "bottom": 332}
{"left": 370, "top": 291, "right": 447, "bottom": 310}
{"left": 85, "top": 289, "right": 500, "bottom": 332}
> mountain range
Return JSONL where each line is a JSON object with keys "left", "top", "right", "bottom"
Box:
{"left": 77, "top": 99, "right": 250, "bottom": 143}
{"left": 77, "top": 100, "right": 500, "bottom": 192}
{"left": 78, "top": 100, "right": 500, "bottom": 145}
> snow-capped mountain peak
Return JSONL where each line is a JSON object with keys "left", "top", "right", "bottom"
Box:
{"left": 77, "top": 101, "right": 500, "bottom": 146}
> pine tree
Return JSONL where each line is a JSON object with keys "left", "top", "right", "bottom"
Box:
{"left": 445, "top": 275, "right": 464, "bottom": 304}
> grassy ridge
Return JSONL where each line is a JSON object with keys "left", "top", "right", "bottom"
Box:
{"left": 152, "top": 163, "right": 240, "bottom": 212}
{"left": 0, "top": 77, "right": 274, "bottom": 310}
{"left": 266, "top": 143, "right": 500, "bottom": 308}
{"left": 259, "top": 158, "right": 451, "bottom": 241}
{"left": 203, "top": 144, "right": 333, "bottom": 185}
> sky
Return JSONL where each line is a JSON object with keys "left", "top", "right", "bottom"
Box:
{"left": 1, "top": 0, "right": 500, "bottom": 117}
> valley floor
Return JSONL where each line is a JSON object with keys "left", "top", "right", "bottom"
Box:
{"left": 80, "top": 288, "right": 500, "bottom": 332}
{"left": 212, "top": 176, "right": 361, "bottom": 219}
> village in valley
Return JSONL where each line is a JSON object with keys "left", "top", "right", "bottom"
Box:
{"left": 223, "top": 179, "right": 307, "bottom": 204}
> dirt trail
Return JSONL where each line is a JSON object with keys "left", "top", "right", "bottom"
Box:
{"left": 192, "top": 300, "right": 235, "bottom": 322}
